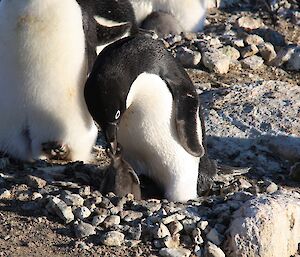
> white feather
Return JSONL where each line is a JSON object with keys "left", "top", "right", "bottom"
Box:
{"left": 119, "top": 73, "right": 202, "bottom": 202}
{"left": 0, "top": 0, "right": 97, "bottom": 161}
{"left": 129, "top": 0, "right": 207, "bottom": 32}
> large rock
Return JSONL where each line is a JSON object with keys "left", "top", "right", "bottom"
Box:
{"left": 226, "top": 191, "right": 300, "bottom": 257}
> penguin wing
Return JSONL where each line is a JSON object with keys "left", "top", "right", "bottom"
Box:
{"left": 164, "top": 77, "right": 204, "bottom": 157}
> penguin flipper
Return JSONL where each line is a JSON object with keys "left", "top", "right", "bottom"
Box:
{"left": 165, "top": 77, "right": 205, "bottom": 157}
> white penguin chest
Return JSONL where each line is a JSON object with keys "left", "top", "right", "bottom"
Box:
{"left": 0, "top": 0, "right": 87, "bottom": 103}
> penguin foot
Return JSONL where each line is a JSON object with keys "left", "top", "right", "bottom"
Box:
{"left": 42, "top": 141, "right": 70, "bottom": 160}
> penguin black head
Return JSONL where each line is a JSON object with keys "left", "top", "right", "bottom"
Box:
{"left": 84, "top": 44, "right": 131, "bottom": 154}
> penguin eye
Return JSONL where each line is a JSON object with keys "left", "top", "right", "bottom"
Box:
{"left": 115, "top": 110, "right": 121, "bottom": 120}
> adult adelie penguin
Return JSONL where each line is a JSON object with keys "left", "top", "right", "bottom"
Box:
{"left": 0, "top": 0, "right": 137, "bottom": 162}
{"left": 85, "top": 34, "right": 216, "bottom": 202}
{"left": 129, "top": 0, "right": 207, "bottom": 33}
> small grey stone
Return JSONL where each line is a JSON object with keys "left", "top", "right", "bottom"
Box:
{"left": 206, "top": 228, "right": 224, "bottom": 246}
{"left": 92, "top": 215, "right": 107, "bottom": 226}
{"left": 197, "top": 220, "right": 209, "bottom": 231}
{"left": 238, "top": 178, "right": 252, "bottom": 189}
{"left": 168, "top": 34, "right": 182, "bottom": 45}
{"left": 176, "top": 47, "right": 201, "bottom": 67}
{"left": 79, "top": 186, "right": 91, "bottom": 197}
{"left": 182, "top": 219, "right": 197, "bottom": 233}
{"left": 167, "top": 221, "right": 184, "bottom": 235}
{"left": 61, "top": 193, "right": 84, "bottom": 206}
{"left": 232, "top": 39, "right": 244, "bottom": 48}
{"left": 159, "top": 247, "right": 191, "bottom": 257}
{"left": 162, "top": 213, "right": 186, "bottom": 225}
{"left": 75, "top": 241, "right": 90, "bottom": 250}
{"left": 101, "top": 231, "right": 125, "bottom": 246}
{"left": 25, "top": 175, "right": 47, "bottom": 189}
{"left": 98, "top": 197, "right": 114, "bottom": 209}
{"left": 127, "top": 224, "right": 142, "bottom": 240}
{"left": 153, "top": 223, "right": 171, "bottom": 239}
{"left": 163, "top": 234, "right": 181, "bottom": 248}
{"left": 120, "top": 210, "right": 143, "bottom": 222}
{"left": 46, "top": 196, "right": 74, "bottom": 223}
{"left": 74, "top": 206, "right": 91, "bottom": 220}
{"left": 102, "top": 215, "right": 121, "bottom": 228}
{"left": 31, "top": 192, "right": 43, "bottom": 201}
{"left": 244, "top": 34, "right": 264, "bottom": 46}
{"left": 202, "top": 51, "right": 230, "bottom": 74}
{"left": 236, "top": 17, "right": 263, "bottom": 30}
{"left": 258, "top": 42, "right": 277, "bottom": 63}
{"left": 241, "top": 55, "right": 264, "bottom": 70}
{"left": 265, "top": 182, "right": 278, "bottom": 194}
{"left": 94, "top": 207, "right": 110, "bottom": 216}
{"left": 0, "top": 189, "right": 11, "bottom": 199}
{"left": 192, "top": 228, "right": 204, "bottom": 245}
{"left": 240, "top": 44, "right": 259, "bottom": 58}
{"left": 220, "top": 45, "right": 240, "bottom": 61}
{"left": 74, "top": 221, "right": 96, "bottom": 239}
{"left": 204, "top": 242, "right": 225, "bottom": 257}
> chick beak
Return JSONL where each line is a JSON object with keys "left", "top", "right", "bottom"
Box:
{"left": 105, "top": 122, "right": 118, "bottom": 155}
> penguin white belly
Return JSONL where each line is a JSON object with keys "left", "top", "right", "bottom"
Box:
{"left": 118, "top": 73, "right": 200, "bottom": 202}
{"left": 129, "top": 0, "right": 207, "bottom": 32}
{"left": 0, "top": 0, "right": 97, "bottom": 161}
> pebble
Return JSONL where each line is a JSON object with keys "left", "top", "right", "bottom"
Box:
{"left": 182, "top": 219, "right": 197, "bottom": 233}
{"left": 192, "top": 228, "right": 204, "bottom": 245}
{"left": 102, "top": 215, "right": 121, "bottom": 228}
{"left": 241, "top": 55, "right": 264, "bottom": 70}
{"left": 206, "top": 228, "right": 224, "bottom": 246}
{"left": 153, "top": 223, "right": 171, "bottom": 239}
{"left": 61, "top": 193, "right": 84, "bottom": 206}
{"left": 162, "top": 213, "right": 186, "bottom": 225}
{"left": 244, "top": 34, "right": 264, "bottom": 46}
{"left": 176, "top": 47, "right": 201, "bottom": 67}
{"left": 31, "top": 192, "right": 43, "bottom": 201}
{"left": 220, "top": 45, "right": 240, "bottom": 61}
{"left": 101, "top": 231, "right": 125, "bottom": 246}
{"left": 258, "top": 42, "right": 277, "bottom": 63}
{"left": 202, "top": 51, "right": 230, "bottom": 74}
{"left": 238, "top": 178, "right": 252, "bottom": 189}
{"left": 127, "top": 224, "right": 142, "bottom": 240}
{"left": 0, "top": 189, "right": 11, "bottom": 199}
{"left": 197, "top": 220, "right": 209, "bottom": 231}
{"left": 236, "top": 17, "right": 263, "bottom": 30}
{"left": 74, "top": 221, "right": 96, "bottom": 239}
{"left": 46, "top": 196, "right": 74, "bottom": 223}
{"left": 92, "top": 215, "right": 107, "bottom": 226}
{"left": 240, "top": 44, "right": 259, "bottom": 58}
{"left": 232, "top": 39, "right": 244, "bottom": 48}
{"left": 78, "top": 186, "right": 91, "bottom": 197}
{"left": 74, "top": 206, "right": 91, "bottom": 220}
{"left": 120, "top": 210, "right": 143, "bottom": 222}
{"left": 163, "top": 234, "right": 181, "bottom": 248}
{"left": 25, "top": 175, "right": 47, "bottom": 189}
{"left": 167, "top": 221, "right": 184, "bottom": 235}
{"left": 159, "top": 248, "right": 191, "bottom": 257}
{"left": 204, "top": 242, "right": 225, "bottom": 257}
{"left": 265, "top": 182, "right": 278, "bottom": 194}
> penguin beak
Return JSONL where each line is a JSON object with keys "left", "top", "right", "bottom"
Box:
{"left": 105, "top": 122, "right": 118, "bottom": 155}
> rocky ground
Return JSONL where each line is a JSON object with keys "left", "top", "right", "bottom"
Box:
{"left": 1, "top": 1, "right": 300, "bottom": 257}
